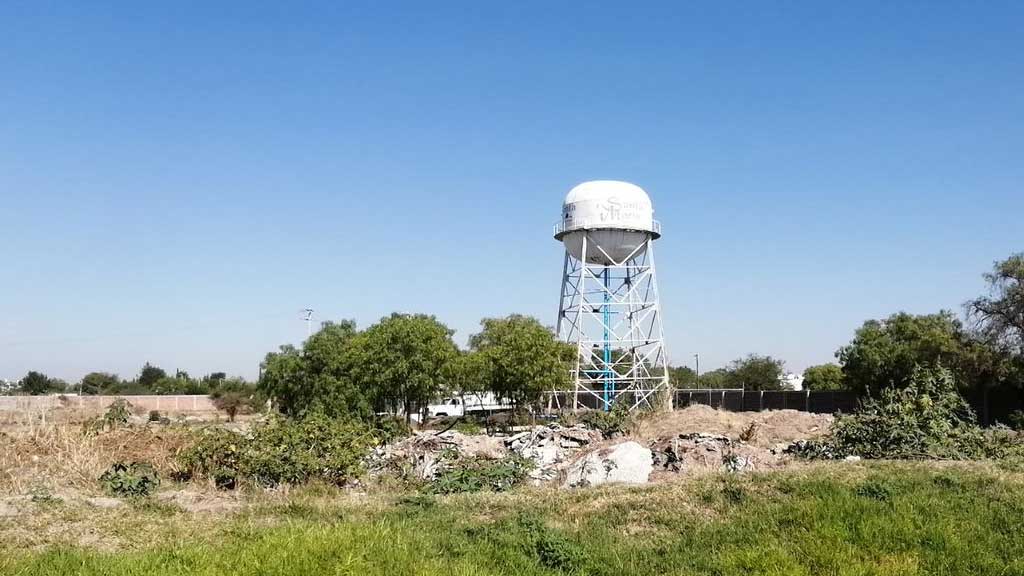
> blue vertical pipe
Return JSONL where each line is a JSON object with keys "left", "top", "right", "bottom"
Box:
{"left": 603, "top": 267, "right": 612, "bottom": 410}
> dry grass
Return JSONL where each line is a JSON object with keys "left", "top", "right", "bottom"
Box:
{"left": 0, "top": 422, "right": 194, "bottom": 495}
{"left": 0, "top": 404, "right": 108, "bottom": 429}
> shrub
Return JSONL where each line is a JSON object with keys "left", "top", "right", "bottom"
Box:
{"left": 981, "top": 425, "right": 1024, "bottom": 460}
{"left": 99, "top": 462, "right": 160, "bottom": 497}
{"left": 244, "top": 415, "right": 376, "bottom": 487}
{"left": 177, "top": 415, "right": 378, "bottom": 489}
{"left": 555, "top": 410, "right": 579, "bottom": 427}
{"left": 176, "top": 428, "right": 246, "bottom": 489}
{"left": 104, "top": 399, "right": 132, "bottom": 425}
{"left": 374, "top": 415, "right": 412, "bottom": 443}
{"left": 1008, "top": 410, "right": 1024, "bottom": 431}
{"left": 211, "top": 391, "right": 252, "bottom": 422}
{"left": 428, "top": 455, "right": 533, "bottom": 494}
{"left": 579, "top": 404, "right": 634, "bottom": 439}
{"left": 85, "top": 399, "right": 134, "bottom": 433}
{"left": 818, "top": 365, "right": 991, "bottom": 460}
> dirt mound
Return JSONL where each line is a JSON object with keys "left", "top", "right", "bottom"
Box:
{"left": 634, "top": 404, "right": 832, "bottom": 448}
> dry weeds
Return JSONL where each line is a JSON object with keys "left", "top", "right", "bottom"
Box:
{"left": 0, "top": 422, "right": 194, "bottom": 495}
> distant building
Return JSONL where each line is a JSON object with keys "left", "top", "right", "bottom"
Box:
{"left": 0, "top": 379, "right": 17, "bottom": 394}
{"left": 781, "top": 373, "right": 804, "bottom": 391}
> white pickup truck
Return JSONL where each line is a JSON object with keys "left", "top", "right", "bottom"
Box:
{"left": 426, "top": 393, "right": 510, "bottom": 418}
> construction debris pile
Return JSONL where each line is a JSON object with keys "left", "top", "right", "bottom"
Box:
{"left": 649, "top": 432, "right": 764, "bottom": 475}
{"left": 369, "top": 407, "right": 835, "bottom": 489}
{"left": 505, "top": 424, "right": 601, "bottom": 482}
{"left": 368, "top": 423, "right": 603, "bottom": 485}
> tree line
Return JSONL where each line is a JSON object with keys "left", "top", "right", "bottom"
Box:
{"left": 668, "top": 253, "right": 1023, "bottom": 398}
{"left": 802, "top": 253, "right": 1023, "bottom": 399}
{"left": 8, "top": 252, "right": 1021, "bottom": 420}
{"left": 258, "top": 313, "right": 573, "bottom": 423}
{"left": 5, "top": 364, "right": 251, "bottom": 397}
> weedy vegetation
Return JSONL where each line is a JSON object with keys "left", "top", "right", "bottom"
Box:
{"left": 795, "top": 365, "right": 1024, "bottom": 462}
{"left": 577, "top": 404, "right": 637, "bottom": 439}
{"left": 428, "top": 454, "right": 534, "bottom": 494}
{"left": 98, "top": 462, "right": 160, "bottom": 497}
{"left": 3, "top": 465, "right": 1024, "bottom": 575}
{"left": 176, "top": 413, "right": 378, "bottom": 489}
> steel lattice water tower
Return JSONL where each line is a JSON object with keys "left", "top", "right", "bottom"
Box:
{"left": 553, "top": 180, "right": 670, "bottom": 411}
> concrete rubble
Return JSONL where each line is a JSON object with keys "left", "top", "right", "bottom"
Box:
{"left": 370, "top": 410, "right": 819, "bottom": 487}
{"left": 563, "top": 441, "right": 653, "bottom": 487}
{"left": 650, "top": 432, "right": 759, "bottom": 473}
{"left": 504, "top": 424, "right": 602, "bottom": 483}
{"left": 369, "top": 424, "right": 602, "bottom": 483}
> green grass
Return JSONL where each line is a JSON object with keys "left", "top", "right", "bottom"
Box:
{"left": 4, "top": 464, "right": 1024, "bottom": 575}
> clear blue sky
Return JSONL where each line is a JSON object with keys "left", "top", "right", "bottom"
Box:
{"left": 1, "top": 2, "right": 1021, "bottom": 383}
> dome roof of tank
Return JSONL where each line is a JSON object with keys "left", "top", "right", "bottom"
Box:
{"left": 564, "top": 180, "right": 651, "bottom": 205}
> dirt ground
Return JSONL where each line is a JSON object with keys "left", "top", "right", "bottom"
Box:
{"left": 634, "top": 404, "right": 833, "bottom": 448}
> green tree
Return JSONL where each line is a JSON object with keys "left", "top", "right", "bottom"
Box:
{"left": 469, "top": 314, "right": 574, "bottom": 411}
{"left": 79, "top": 372, "right": 121, "bottom": 395}
{"left": 259, "top": 344, "right": 308, "bottom": 415}
{"left": 151, "top": 375, "right": 207, "bottom": 395}
{"left": 697, "top": 368, "right": 731, "bottom": 389}
{"left": 346, "top": 313, "right": 459, "bottom": 423}
{"left": 837, "top": 311, "right": 972, "bottom": 396}
{"left": 137, "top": 363, "right": 167, "bottom": 388}
{"left": 19, "top": 371, "right": 63, "bottom": 395}
{"left": 803, "top": 364, "right": 845, "bottom": 391}
{"left": 723, "top": 355, "right": 787, "bottom": 390}
{"left": 210, "top": 379, "right": 260, "bottom": 422}
{"left": 204, "top": 372, "right": 228, "bottom": 386}
{"left": 303, "top": 321, "right": 359, "bottom": 379}
{"left": 968, "top": 253, "right": 1024, "bottom": 355}
{"left": 258, "top": 320, "right": 369, "bottom": 419}
{"left": 443, "top": 350, "right": 490, "bottom": 395}
{"left": 668, "top": 365, "right": 698, "bottom": 389}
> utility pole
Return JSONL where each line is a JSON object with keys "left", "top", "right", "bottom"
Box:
{"left": 302, "top": 308, "right": 314, "bottom": 338}
{"left": 694, "top": 353, "right": 700, "bottom": 387}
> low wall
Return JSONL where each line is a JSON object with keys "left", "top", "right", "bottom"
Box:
{"left": 0, "top": 394, "right": 217, "bottom": 413}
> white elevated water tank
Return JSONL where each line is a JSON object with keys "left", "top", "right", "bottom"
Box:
{"left": 554, "top": 180, "right": 661, "bottom": 265}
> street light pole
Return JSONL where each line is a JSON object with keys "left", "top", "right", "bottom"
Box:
{"left": 302, "top": 308, "right": 314, "bottom": 338}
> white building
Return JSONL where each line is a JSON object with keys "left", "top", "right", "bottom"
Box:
{"left": 781, "top": 373, "right": 805, "bottom": 391}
